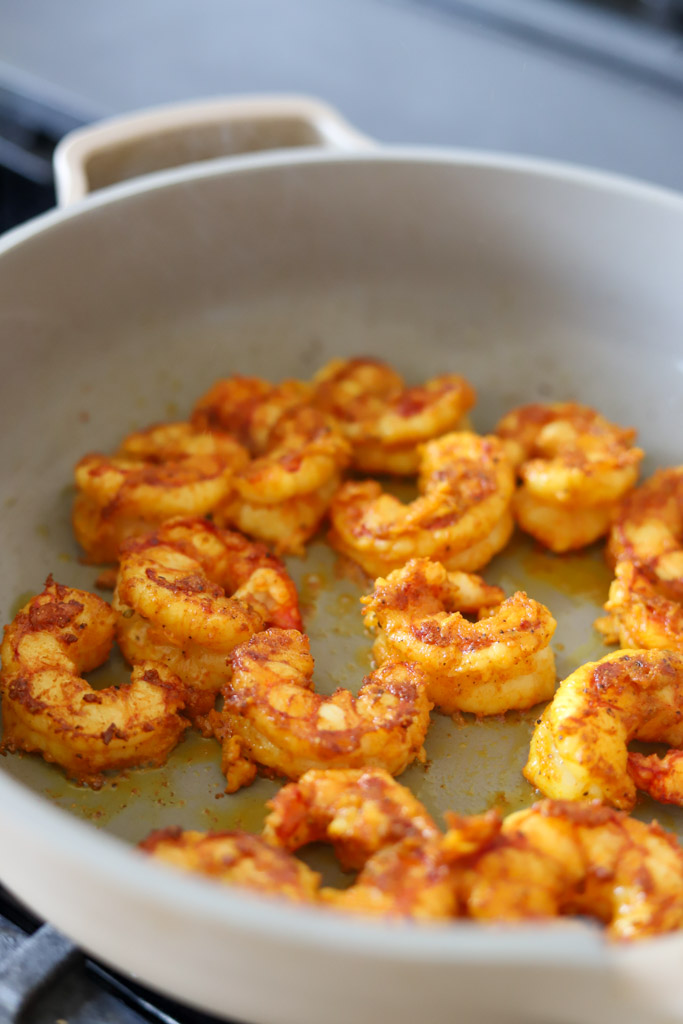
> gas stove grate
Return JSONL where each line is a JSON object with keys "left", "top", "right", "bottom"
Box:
{"left": 0, "top": 887, "right": 230, "bottom": 1024}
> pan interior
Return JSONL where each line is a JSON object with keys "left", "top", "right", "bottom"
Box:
{"left": 0, "top": 156, "right": 682, "bottom": 866}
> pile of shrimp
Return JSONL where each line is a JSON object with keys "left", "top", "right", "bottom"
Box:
{"left": 141, "top": 767, "right": 683, "bottom": 940}
{"left": 7, "top": 352, "right": 683, "bottom": 942}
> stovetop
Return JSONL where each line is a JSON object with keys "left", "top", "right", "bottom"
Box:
{"left": 0, "top": 887, "right": 226, "bottom": 1024}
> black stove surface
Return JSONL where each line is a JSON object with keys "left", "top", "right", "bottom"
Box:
{"left": 0, "top": 887, "right": 227, "bottom": 1024}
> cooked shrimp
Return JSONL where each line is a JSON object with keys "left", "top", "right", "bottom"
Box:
{"left": 524, "top": 649, "right": 683, "bottom": 809}
{"left": 219, "top": 630, "right": 431, "bottom": 792}
{"left": 264, "top": 766, "right": 440, "bottom": 869}
{"left": 596, "top": 560, "right": 683, "bottom": 654}
{"left": 215, "top": 407, "right": 351, "bottom": 555}
{"left": 461, "top": 800, "right": 683, "bottom": 940}
{"left": 363, "top": 559, "right": 556, "bottom": 715}
{"left": 140, "top": 827, "right": 320, "bottom": 903}
{"left": 313, "top": 358, "right": 476, "bottom": 474}
{"left": 329, "top": 432, "right": 515, "bottom": 577}
{"left": 192, "top": 375, "right": 312, "bottom": 452}
{"left": 115, "top": 517, "right": 302, "bottom": 716}
{"left": 607, "top": 467, "right": 683, "bottom": 602}
{"left": 495, "top": 402, "right": 643, "bottom": 552}
{"left": 628, "top": 750, "right": 683, "bottom": 806}
{"left": 0, "top": 578, "right": 188, "bottom": 785}
{"left": 73, "top": 422, "right": 248, "bottom": 563}
{"left": 264, "top": 766, "right": 453, "bottom": 919}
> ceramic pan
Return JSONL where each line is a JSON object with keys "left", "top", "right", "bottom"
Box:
{"left": 0, "top": 95, "right": 682, "bottom": 1024}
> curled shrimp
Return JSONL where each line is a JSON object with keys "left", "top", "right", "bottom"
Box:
{"left": 495, "top": 402, "right": 643, "bottom": 552}
{"left": 628, "top": 750, "right": 683, "bottom": 806}
{"left": 114, "top": 517, "right": 302, "bottom": 717}
{"left": 265, "top": 767, "right": 455, "bottom": 919}
{"left": 215, "top": 407, "right": 351, "bottom": 555}
{"left": 607, "top": 467, "right": 683, "bottom": 602}
{"left": 312, "top": 357, "right": 476, "bottom": 475}
{"left": 329, "top": 432, "right": 515, "bottom": 578}
{"left": 596, "top": 560, "right": 683, "bottom": 654}
{"left": 362, "top": 558, "right": 557, "bottom": 715}
{"left": 218, "top": 630, "right": 432, "bottom": 792}
{"left": 140, "top": 827, "right": 320, "bottom": 903}
{"left": 263, "top": 766, "right": 440, "bottom": 869}
{"left": 73, "top": 422, "right": 248, "bottom": 563}
{"left": 192, "top": 375, "right": 312, "bottom": 452}
{"left": 0, "top": 578, "right": 188, "bottom": 785}
{"left": 524, "top": 649, "right": 683, "bottom": 809}
{"left": 461, "top": 799, "right": 683, "bottom": 940}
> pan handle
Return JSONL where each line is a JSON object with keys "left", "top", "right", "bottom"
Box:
{"left": 53, "top": 94, "right": 375, "bottom": 207}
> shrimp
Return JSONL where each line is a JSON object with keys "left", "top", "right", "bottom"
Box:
{"left": 0, "top": 578, "right": 188, "bottom": 785}
{"left": 524, "top": 649, "right": 683, "bottom": 809}
{"left": 495, "top": 402, "right": 643, "bottom": 552}
{"left": 312, "top": 358, "right": 476, "bottom": 475}
{"left": 114, "top": 517, "right": 302, "bottom": 717}
{"left": 329, "top": 432, "right": 515, "bottom": 578}
{"left": 73, "top": 422, "right": 248, "bottom": 563}
{"left": 628, "top": 750, "right": 683, "bottom": 806}
{"left": 607, "top": 467, "right": 683, "bottom": 602}
{"left": 596, "top": 560, "right": 683, "bottom": 654}
{"left": 461, "top": 800, "right": 683, "bottom": 940}
{"left": 192, "top": 375, "right": 312, "bottom": 452}
{"left": 265, "top": 767, "right": 454, "bottom": 919}
{"left": 363, "top": 559, "right": 557, "bottom": 715}
{"left": 215, "top": 407, "right": 351, "bottom": 555}
{"left": 218, "top": 630, "right": 432, "bottom": 792}
{"left": 263, "top": 766, "right": 440, "bottom": 869}
{"left": 140, "top": 828, "right": 320, "bottom": 903}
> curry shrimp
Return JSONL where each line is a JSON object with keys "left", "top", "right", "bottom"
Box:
{"left": 363, "top": 559, "right": 557, "bottom": 715}
{"left": 312, "top": 357, "right": 476, "bottom": 475}
{"left": 215, "top": 407, "right": 351, "bottom": 555}
{"left": 265, "top": 767, "right": 455, "bottom": 919}
{"left": 329, "top": 432, "right": 515, "bottom": 577}
{"left": 596, "top": 560, "right": 683, "bottom": 654}
{"left": 114, "top": 517, "right": 302, "bottom": 717}
{"left": 0, "top": 578, "right": 188, "bottom": 785}
{"left": 495, "top": 402, "right": 643, "bottom": 552}
{"left": 140, "top": 827, "right": 320, "bottom": 903}
{"left": 607, "top": 466, "right": 683, "bottom": 601}
{"left": 73, "top": 421, "right": 248, "bottom": 563}
{"left": 524, "top": 649, "right": 683, "bottom": 809}
{"left": 218, "top": 630, "right": 431, "bottom": 792}
{"left": 460, "top": 799, "right": 683, "bottom": 940}
{"left": 264, "top": 766, "right": 440, "bottom": 869}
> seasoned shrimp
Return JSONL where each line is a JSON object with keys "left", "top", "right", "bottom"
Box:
{"left": 192, "top": 375, "right": 312, "bottom": 452}
{"left": 607, "top": 467, "right": 683, "bottom": 602}
{"left": 596, "top": 560, "right": 683, "bottom": 654}
{"left": 115, "top": 517, "right": 302, "bottom": 716}
{"left": 264, "top": 766, "right": 440, "bottom": 869}
{"left": 524, "top": 649, "right": 683, "bottom": 809}
{"left": 363, "top": 559, "right": 556, "bottom": 715}
{"left": 313, "top": 358, "right": 476, "bottom": 475}
{"left": 628, "top": 750, "right": 683, "bottom": 806}
{"left": 265, "top": 767, "right": 454, "bottom": 919}
{"left": 0, "top": 578, "right": 188, "bottom": 785}
{"left": 495, "top": 402, "right": 643, "bottom": 552}
{"left": 73, "top": 422, "right": 248, "bottom": 563}
{"left": 219, "top": 630, "right": 431, "bottom": 792}
{"left": 461, "top": 800, "right": 683, "bottom": 940}
{"left": 215, "top": 407, "right": 351, "bottom": 555}
{"left": 140, "top": 828, "right": 320, "bottom": 903}
{"left": 329, "top": 432, "right": 515, "bottom": 577}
